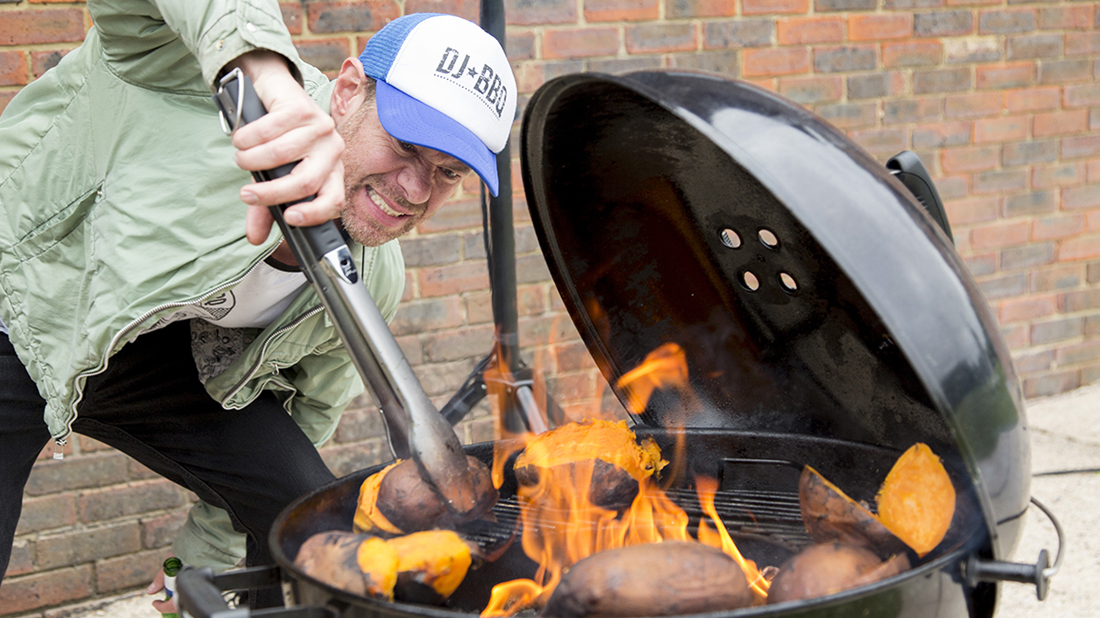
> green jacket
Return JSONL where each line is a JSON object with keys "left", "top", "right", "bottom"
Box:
{"left": 0, "top": 0, "right": 403, "bottom": 569}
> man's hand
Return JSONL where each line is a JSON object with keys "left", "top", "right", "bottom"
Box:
{"left": 223, "top": 51, "right": 346, "bottom": 245}
{"left": 146, "top": 565, "right": 178, "bottom": 614}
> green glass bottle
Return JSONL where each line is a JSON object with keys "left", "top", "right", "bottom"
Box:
{"left": 162, "top": 557, "right": 183, "bottom": 618}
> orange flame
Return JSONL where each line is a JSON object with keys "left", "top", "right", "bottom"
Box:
{"left": 695, "top": 476, "right": 771, "bottom": 598}
{"left": 481, "top": 342, "right": 771, "bottom": 617}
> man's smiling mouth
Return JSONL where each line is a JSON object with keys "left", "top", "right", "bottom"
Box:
{"left": 368, "top": 186, "right": 407, "bottom": 218}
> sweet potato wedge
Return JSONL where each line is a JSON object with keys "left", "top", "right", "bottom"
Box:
{"left": 876, "top": 443, "right": 956, "bottom": 557}
{"left": 799, "top": 466, "right": 907, "bottom": 559}
{"left": 294, "top": 531, "right": 398, "bottom": 599}
{"left": 356, "top": 456, "right": 498, "bottom": 535}
{"left": 386, "top": 530, "right": 474, "bottom": 603}
{"left": 540, "top": 541, "right": 753, "bottom": 618}
{"left": 766, "top": 543, "right": 910, "bottom": 605}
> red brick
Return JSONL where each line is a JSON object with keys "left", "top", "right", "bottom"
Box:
{"left": 742, "top": 0, "right": 810, "bottom": 15}
{"left": 625, "top": 23, "right": 697, "bottom": 54}
{"left": 0, "top": 565, "right": 93, "bottom": 614}
{"left": 1065, "top": 83, "right": 1100, "bottom": 108}
{"left": 999, "top": 295, "right": 1056, "bottom": 323}
{"left": 0, "top": 91, "right": 16, "bottom": 115}
{"left": 945, "top": 196, "right": 1000, "bottom": 224}
{"left": 815, "top": 101, "right": 878, "bottom": 129}
{"left": 1060, "top": 234, "right": 1100, "bottom": 260}
{"left": 1032, "top": 163, "right": 1085, "bottom": 189}
{"left": 542, "top": 27, "right": 620, "bottom": 59}
{"left": 585, "top": 0, "right": 658, "bottom": 21}
{"left": 942, "top": 145, "right": 1000, "bottom": 173}
{"left": 1063, "top": 185, "right": 1100, "bottom": 210}
{"left": 419, "top": 262, "right": 490, "bottom": 297}
{"left": 0, "top": 51, "right": 27, "bottom": 87}
{"left": 1034, "top": 213, "right": 1086, "bottom": 239}
{"left": 777, "top": 17, "right": 844, "bottom": 45}
{"left": 912, "top": 121, "right": 970, "bottom": 149}
{"left": 972, "top": 169, "right": 1027, "bottom": 194}
{"left": 95, "top": 549, "right": 166, "bottom": 593}
{"left": 78, "top": 480, "right": 184, "bottom": 523}
{"left": 1000, "top": 322, "right": 1029, "bottom": 349}
{"left": 743, "top": 47, "right": 811, "bottom": 77}
{"left": 882, "top": 40, "right": 942, "bottom": 67}
{"left": 293, "top": 38, "right": 353, "bottom": 74}
{"left": 778, "top": 75, "right": 843, "bottom": 104}
{"left": 141, "top": 511, "right": 188, "bottom": 550}
{"left": 418, "top": 199, "right": 485, "bottom": 233}
{"left": 667, "top": 0, "right": 737, "bottom": 18}
{"left": 1031, "top": 265, "right": 1084, "bottom": 292}
{"left": 1005, "top": 86, "right": 1060, "bottom": 112}
{"left": 971, "top": 221, "right": 1030, "bottom": 250}
{"left": 1089, "top": 160, "right": 1100, "bottom": 183}
{"left": 848, "top": 127, "right": 907, "bottom": 154}
{"left": 944, "top": 91, "right": 1004, "bottom": 118}
{"left": 14, "top": 494, "right": 76, "bottom": 535}
{"left": 405, "top": 0, "right": 480, "bottom": 20}
{"left": 974, "top": 116, "right": 1028, "bottom": 143}
{"left": 944, "top": 36, "right": 1001, "bottom": 63}
{"left": 1056, "top": 341, "right": 1100, "bottom": 367}
{"left": 280, "top": 2, "right": 303, "bottom": 34}
{"left": 1037, "top": 6, "right": 1094, "bottom": 30}
{"left": 505, "top": 0, "right": 576, "bottom": 25}
{"left": 1034, "top": 110, "right": 1089, "bottom": 137}
{"left": 976, "top": 61, "right": 1035, "bottom": 90}
{"left": 305, "top": 1, "right": 400, "bottom": 33}
{"left": 25, "top": 452, "right": 129, "bottom": 496}
{"left": 948, "top": 0, "right": 999, "bottom": 6}
{"left": 1023, "top": 371, "right": 1079, "bottom": 399}
{"left": 849, "top": 14, "right": 913, "bottom": 41}
{"left": 1065, "top": 32, "right": 1100, "bottom": 57}
{"left": 0, "top": 9, "right": 85, "bottom": 45}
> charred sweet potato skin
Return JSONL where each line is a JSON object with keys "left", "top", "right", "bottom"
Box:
{"left": 540, "top": 541, "right": 753, "bottom": 618}
{"left": 766, "top": 543, "right": 909, "bottom": 605}
{"left": 799, "top": 466, "right": 907, "bottom": 559}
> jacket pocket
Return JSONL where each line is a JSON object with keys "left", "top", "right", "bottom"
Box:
{"left": 12, "top": 184, "right": 101, "bottom": 263}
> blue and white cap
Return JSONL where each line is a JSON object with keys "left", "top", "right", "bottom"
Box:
{"left": 359, "top": 13, "right": 516, "bottom": 196}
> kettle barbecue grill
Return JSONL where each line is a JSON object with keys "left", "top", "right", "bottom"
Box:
{"left": 178, "top": 69, "right": 1062, "bottom": 618}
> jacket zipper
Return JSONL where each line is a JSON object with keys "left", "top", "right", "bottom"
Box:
{"left": 221, "top": 304, "right": 323, "bottom": 405}
{"left": 55, "top": 248, "right": 279, "bottom": 459}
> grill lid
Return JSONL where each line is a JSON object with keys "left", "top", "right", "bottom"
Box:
{"left": 518, "top": 70, "right": 1029, "bottom": 558}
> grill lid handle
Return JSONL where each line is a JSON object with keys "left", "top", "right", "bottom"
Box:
{"left": 177, "top": 565, "right": 337, "bottom": 618}
{"left": 965, "top": 496, "right": 1065, "bottom": 601}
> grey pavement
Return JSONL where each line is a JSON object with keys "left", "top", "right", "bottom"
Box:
{"left": 61, "top": 385, "right": 1100, "bottom": 618}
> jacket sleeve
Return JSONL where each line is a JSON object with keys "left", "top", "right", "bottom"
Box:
{"left": 90, "top": 0, "right": 308, "bottom": 92}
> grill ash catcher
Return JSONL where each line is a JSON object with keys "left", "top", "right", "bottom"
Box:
{"left": 182, "top": 20, "right": 1061, "bottom": 618}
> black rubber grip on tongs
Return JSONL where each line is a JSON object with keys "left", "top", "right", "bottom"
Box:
{"left": 212, "top": 71, "right": 346, "bottom": 263}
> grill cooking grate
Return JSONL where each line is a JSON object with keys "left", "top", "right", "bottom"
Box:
{"left": 458, "top": 485, "right": 810, "bottom": 558}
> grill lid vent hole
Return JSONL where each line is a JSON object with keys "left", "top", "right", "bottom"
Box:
{"left": 759, "top": 228, "right": 779, "bottom": 248}
{"left": 720, "top": 228, "right": 742, "bottom": 249}
{"left": 742, "top": 271, "right": 760, "bottom": 291}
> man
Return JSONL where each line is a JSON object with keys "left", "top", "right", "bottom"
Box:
{"left": 0, "top": 0, "right": 515, "bottom": 609}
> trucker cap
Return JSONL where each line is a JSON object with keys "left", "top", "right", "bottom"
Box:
{"left": 359, "top": 13, "right": 516, "bottom": 196}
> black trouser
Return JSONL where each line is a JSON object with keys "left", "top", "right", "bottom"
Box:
{"left": 0, "top": 321, "right": 336, "bottom": 607}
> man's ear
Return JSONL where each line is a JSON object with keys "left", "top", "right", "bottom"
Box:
{"left": 331, "top": 57, "right": 367, "bottom": 125}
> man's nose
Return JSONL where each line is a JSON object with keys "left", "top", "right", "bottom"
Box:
{"left": 396, "top": 160, "right": 432, "bottom": 204}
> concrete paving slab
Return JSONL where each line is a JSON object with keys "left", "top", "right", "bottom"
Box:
{"left": 64, "top": 386, "right": 1100, "bottom": 618}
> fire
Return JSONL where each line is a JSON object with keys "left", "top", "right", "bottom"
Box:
{"left": 695, "top": 476, "right": 771, "bottom": 598}
{"left": 481, "top": 341, "right": 769, "bottom": 617}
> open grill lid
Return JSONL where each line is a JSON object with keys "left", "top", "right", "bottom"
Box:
{"left": 518, "top": 70, "right": 1030, "bottom": 559}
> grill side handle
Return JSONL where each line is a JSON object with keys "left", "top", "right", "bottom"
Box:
{"left": 964, "top": 496, "right": 1065, "bottom": 601}
{"left": 176, "top": 565, "right": 336, "bottom": 618}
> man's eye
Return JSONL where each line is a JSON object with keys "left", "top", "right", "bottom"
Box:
{"left": 441, "top": 168, "right": 460, "bottom": 180}
{"left": 399, "top": 141, "right": 417, "bottom": 152}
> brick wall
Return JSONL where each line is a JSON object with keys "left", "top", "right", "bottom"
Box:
{"left": 2, "top": 0, "right": 1098, "bottom": 615}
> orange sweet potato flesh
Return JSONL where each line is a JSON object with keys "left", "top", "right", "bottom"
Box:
{"left": 386, "top": 530, "right": 473, "bottom": 601}
{"left": 799, "top": 466, "right": 907, "bottom": 559}
{"left": 876, "top": 443, "right": 956, "bottom": 557}
{"left": 514, "top": 420, "right": 667, "bottom": 510}
{"left": 540, "top": 541, "right": 753, "bottom": 618}
{"left": 766, "top": 543, "right": 911, "bottom": 605}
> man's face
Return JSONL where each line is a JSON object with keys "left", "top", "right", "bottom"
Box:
{"left": 336, "top": 101, "right": 473, "bottom": 247}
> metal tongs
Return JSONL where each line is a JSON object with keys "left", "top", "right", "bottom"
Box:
{"left": 213, "top": 68, "right": 479, "bottom": 515}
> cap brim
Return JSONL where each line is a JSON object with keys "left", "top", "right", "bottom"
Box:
{"left": 374, "top": 80, "right": 500, "bottom": 197}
